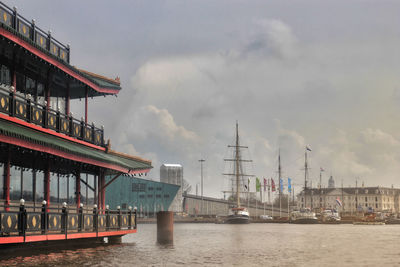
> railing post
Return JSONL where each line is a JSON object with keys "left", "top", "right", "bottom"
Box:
{"left": 101, "top": 125, "right": 104, "bottom": 146}
{"left": 47, "top": 30, "right": 51, "bottom": 51}
{"left": 78, "top": 203, "right": 83, "bottom": 232}
{"left": 117, "top": 205, "right": 121, "bottom": 230}
{"left": 61, "top": 202, "right": 67, "bottom": 237}
{"left": 66, "top": 44, "right": 70, "bottom": 63}
{"left": 134, "top": 206, "right": 137, "bottom": 230}
{"left": 8, "top": 87, "right": 14, "bottom": 117}
{"left": 128, "top": 206, "right": 132, "bottom": 229}
{"left": 93, "top": 204, "right": 98, "bottom": 233}
{"left": 26, "top": 95, "right": 31, "bottom": 123}
{"left": 41, "top": 200, "right": 47, "bottom": 234}
{"left": 31, "top": 19, "right": 36, "bottom": 42}
{"left": 18, "top": 199, "right": 26, "bottom": 237}
{"left": 12, "top": 6, "right": 17, "bottom": 30}
{"left": 105, "top": 205, "right": 110, "bottom": 231}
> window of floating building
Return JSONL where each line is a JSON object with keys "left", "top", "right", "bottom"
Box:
{"left": 376, "top": 203, "right": 378, "bottom": 208}
{"left": 50, "top": 173, "right": 58, "bottom": 204}
{"left": 36, "top": 171, "right": 44, "bottom": 202}
{"left": 68, "top": 175, "right": 75, "bottom": 204}
{"left": 375, "top": 197, "right": 378, "bottom": 202}
{"left": 22, "top": 169, "right": 33, "bottom": 201}
{"left": 365, "top": 197, "right": 367, "bottom": 202}
{"left": 147, "top": 194, "right": 153, "bottom": 198}
{"left": 80, "top": 174, "right": 87, "bottom": 206}
{"left": 148, "top": 187, "right": 154, "bottom": 191}
{"left": 0, "top": 65, "right": 11, "bottom": 85}
{"left": 139, "top": 195, "right": 145, "bottom": 199}
{"left": 156, "top": 195, "right": 161, "bottom": 198}
{"left": 320, "top": 197, "right": 322, "bottom": 202}
{"left": 59, "top": 176, "right": 68, "bottom": 204}
{"left": 164, "top": 194, "right": 170, "bottom": 198}
{"left": 156, "top": 187, "right": 162, "bottom": 191}
{"left": 301, "top": 198, "right": 304, "bottom": 202}
{"left": 10, "top": 166, "right": 21, "bottom": 201}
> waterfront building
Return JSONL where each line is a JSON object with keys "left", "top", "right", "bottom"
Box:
{"left": 160, "top": 164, "right": 183, "bottom": 213}
{"left": 298, "top": 186, "right": 400, "bottom": 214}
{"left": 0, "top": 3, "right": 151, "bottom": 245}
{"left": 106, "top": 176, "right": 179, "bottom": 217}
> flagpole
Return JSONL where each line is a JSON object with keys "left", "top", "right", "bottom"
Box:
{"left": 247, "top": 178, "right": 250, "bottom": 211}
{"left": 279, "top": 150, "right": 282, "bottom": 218}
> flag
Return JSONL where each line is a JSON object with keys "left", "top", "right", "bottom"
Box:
{"left": 306, "top": 146, "right": 312, "bottom": 151}
{"left": 320, "top": 167, "right": 325, "bottom": 172}
{"left": 279, "top": 178, "right": 283, "bottom": 192}
{"left": 256, "top": 177, "right": 261, "bottom": 192}
{"left": 244, "top": 178, "right": 250, "bottom": 190}
{"left": 288, "top": 178, "right": 292, "bottom": 193}
{"left": 264, "top": 178, "right": 267, "bottom": 191}
{"left": 271, "top": 178, "right": 276, "bottom": 192}
{"left": 336, "top": 198, "right": 342, "bottom": 207}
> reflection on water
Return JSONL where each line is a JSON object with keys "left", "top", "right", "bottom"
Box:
{"left": 1, "top": 224, "right": 400, "bottom": 266}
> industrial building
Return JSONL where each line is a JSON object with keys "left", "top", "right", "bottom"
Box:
{"left": 160, "top": 164, "right": 183, "bottom": 212}
{"left": 106, "top": 175, "right": 180, "bottom": 217}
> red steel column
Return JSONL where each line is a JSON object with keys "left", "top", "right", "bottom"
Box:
{"left": 76, "top": 172, "right": 81, "bottom": 210}
{"left": 4, "top": 151, "right": 10, "bottom": 211}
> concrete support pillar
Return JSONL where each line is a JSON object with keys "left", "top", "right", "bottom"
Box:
{"left": 157, "top": 211, "right": 173, "bottom": 244}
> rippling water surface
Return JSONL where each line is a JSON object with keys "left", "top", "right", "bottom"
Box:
{"left": 1, "top": 223, "right": 400, "bottom": 266}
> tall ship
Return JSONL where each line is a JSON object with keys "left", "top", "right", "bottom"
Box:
{"left": 223, "top": 122, "right": 252, "bottom": 224}
{"left": 290, "top": 146, "right": 318, "bottom": 224}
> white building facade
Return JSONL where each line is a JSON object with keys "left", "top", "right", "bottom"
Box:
{"left": 298, "top": 187, "right": 400, "bottom": 214}
{"left": 160, "top": 164, "right": 183, "bottom": 213}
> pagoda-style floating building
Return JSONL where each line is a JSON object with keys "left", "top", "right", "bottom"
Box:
{"left": 0, "top": 2, "right": 152, "bottom": 245}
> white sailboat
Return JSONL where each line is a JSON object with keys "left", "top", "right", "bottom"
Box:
{"left": 223, "top": 122, "right": 252, "bottom": 224}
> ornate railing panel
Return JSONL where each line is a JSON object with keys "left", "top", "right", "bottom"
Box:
{"left": 1, "top": 212, "right": 18, "bottom": 233}
{"left": 26, "top": 212, "right": 41, "bottom": 232}
{"left": 0, "top": 86, "right": 105, "bottom": 147}
{"left": 0, "top": 2, "right": 70, "bottom": 63}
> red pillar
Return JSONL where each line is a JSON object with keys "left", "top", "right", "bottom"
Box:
{"left": 85, "top": 87, "right": 88, "bottom": 124}
{"left": 4, "top": 152, "right": 10, "bottom": 211}
{"left": 75, "top": 172, "right": 81, "bottom": 211}
{"left": 44, "top": 164, "right": 50, "bottom": 211}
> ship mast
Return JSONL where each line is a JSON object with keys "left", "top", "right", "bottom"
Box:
{"left": 235, "top": 121, "right": 240, "bottom": 208}
{"left": 304, "top": 147, "right": 309, "bottom": 208}
{"left": 278, "top": 149, "right": 282, "bottom": 217}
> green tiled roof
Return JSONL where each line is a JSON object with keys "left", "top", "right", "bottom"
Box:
{"left": 0, "top": 119, "right": 151, "bottom": 172}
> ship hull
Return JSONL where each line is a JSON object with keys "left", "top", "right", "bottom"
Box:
{"left": 225, "top": 215, "right": 250, "bottom": 224}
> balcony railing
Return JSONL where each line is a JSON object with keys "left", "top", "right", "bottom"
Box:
{"left": 0, "top": 202, "right": 136, "bottom": 239}
{"left": 0, "top": 85, "right": 105, "bottom": 147}
{"left": 0, "top": 1, "right": 70, "bottom": 63}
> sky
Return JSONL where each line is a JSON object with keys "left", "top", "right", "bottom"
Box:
{"left": 6, "top": 0, "right": 400, "bottom": 198}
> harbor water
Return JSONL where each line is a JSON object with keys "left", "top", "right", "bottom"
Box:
{"left": 1, "top": 223, "right": 400, "bottom": 266}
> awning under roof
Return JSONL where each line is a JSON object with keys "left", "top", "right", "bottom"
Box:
{"left": 0, "top": 118, "right": 152, "bottom": 174}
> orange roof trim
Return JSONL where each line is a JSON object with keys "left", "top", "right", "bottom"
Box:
{"left": 76, "top": 68, "right": 121, "bottom": 86}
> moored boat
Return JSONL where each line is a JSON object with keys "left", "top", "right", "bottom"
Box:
{"left": 225, "top": 207, "right": 250, "bottom": 224}
{"left": 290, "top": 208, "right": 319, "bottom": 224}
